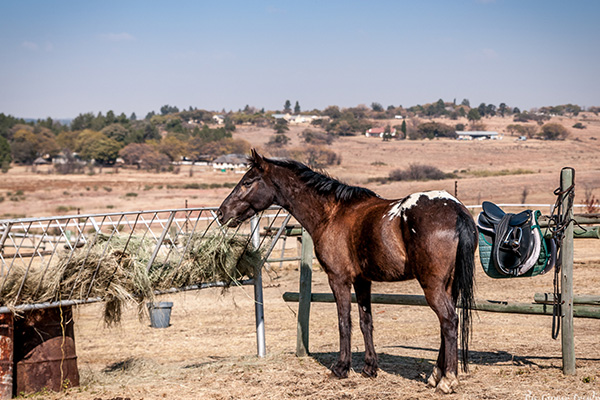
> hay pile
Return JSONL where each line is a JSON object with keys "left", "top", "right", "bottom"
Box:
{"left": 0, "top": 231, "right": 262, "bottom": 325}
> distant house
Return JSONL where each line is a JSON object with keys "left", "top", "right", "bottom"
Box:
{"left": 456, "top": 131, "right": 501, "bottom": 140}
{"left": 212, "top": 115, "right": 225, "bottom": 124}
{"left": 33, "top": 157, "right": 50, "bottom": 165}
{"left": 271, "top": 114, "right": 322, "bottom": 124}
{"left": 212, "top": 154, "right": 249, "bottom": 170}
{"left": 365, "top": 127, "right": 397, "bottom": 138}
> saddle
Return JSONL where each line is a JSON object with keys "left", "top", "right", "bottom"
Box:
{"left": 477, "top": 201, "right": 554, "bottom": 277}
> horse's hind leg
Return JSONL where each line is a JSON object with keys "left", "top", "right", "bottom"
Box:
{"left": 354, "top": 278, "right": 378, "bottom": 377}
{"left": 328, "top": 276, "right": 353, "bottom": 378}
{"left": 427, "top": 331, "right": 445, "bottom": 388}
{"left": 423, "top": 287, "right": 459, "bottom": 394}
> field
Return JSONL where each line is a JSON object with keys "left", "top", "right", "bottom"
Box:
{"left": 3, "top": 113, "right": 600, "bottom": 399}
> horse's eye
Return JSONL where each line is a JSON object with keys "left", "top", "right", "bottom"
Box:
{"left": 243, "top": 179, "right": 255, "bottom": 187}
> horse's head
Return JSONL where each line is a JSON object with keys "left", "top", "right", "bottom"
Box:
{"left": 217, "top": 149, "right": 276, "bottom": 227}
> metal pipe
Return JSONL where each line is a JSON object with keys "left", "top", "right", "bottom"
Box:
{"left": 251, "top": 215, "right": 266, "bottom": 358}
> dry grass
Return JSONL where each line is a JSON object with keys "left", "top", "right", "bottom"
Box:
{"left": 2, "top": 232, "right": 261, "bottom": 325}
{"left": 29, "top": 240, "right": 600, "bottom": 400}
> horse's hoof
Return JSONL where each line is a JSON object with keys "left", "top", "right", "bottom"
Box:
{"left": 331, "top": 362, "right": 350, "bottom": 379}
{"left": 436, "top": 373, "right": 459, "bottom": 394}
{"left": 361, "top": 365, "right": 378, "bottom": 378}
{"left": 427, "top": 366, "right": 442, "bottom": 388}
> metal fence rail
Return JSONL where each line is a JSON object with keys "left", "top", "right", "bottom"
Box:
{"left": 0, "top": 206, "right": 292, "bottom": 309}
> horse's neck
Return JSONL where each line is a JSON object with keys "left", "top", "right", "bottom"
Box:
{"left": 272, "top": 172, "right": 330, "bottom": 236}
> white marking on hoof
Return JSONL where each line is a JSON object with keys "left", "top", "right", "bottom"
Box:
{"left": 436, "top": 373, "right": 459, "bottom": 394}
{"left": 427, "top": 366, "right": 442, "bottom": 388}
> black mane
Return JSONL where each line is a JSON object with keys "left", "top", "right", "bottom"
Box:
{"left": 253, "top": 157, "right": 377, "bottom": 203}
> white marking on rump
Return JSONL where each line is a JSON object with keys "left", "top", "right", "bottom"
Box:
{"left": 385, "top": 190, "right": 459, "bottom": 221}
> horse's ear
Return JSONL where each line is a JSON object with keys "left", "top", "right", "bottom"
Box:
{"left": 250, "top": 148, "right": 266, "bottom": 171}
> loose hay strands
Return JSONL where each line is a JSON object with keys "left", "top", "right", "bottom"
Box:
{"left": 0, "top": 230, "right": 263, "bottom": 326}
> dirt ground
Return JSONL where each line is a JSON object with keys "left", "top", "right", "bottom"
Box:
{"left": 3, "top": 113, "right": 600, "bottom": 399}
{"left": 35, "top": 239, "right": 600, "bottom": 400}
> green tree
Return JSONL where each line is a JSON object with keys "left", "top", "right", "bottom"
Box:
{"left": 11, "top": 129, "right": 39, "bottom": 164}
{"left": 35, "top": 127, "right": 60, "bottom": 158}
{"left": 160, "top": 105, "right": 179, "bottom": 115}
{"left": 283, "top": 100, "right": 292, "bottom": 114}
{"left": 540, "top": 123, "right": 569, "bottom": 140}
{"left": 400, "top": 120, "right": 407, "bottom": 138}
{"left": 0, "top": 135, "right": 11, "bottom": 172}
{"left": 477, "top": 103, "right": 487, "bottom": 117}
{"left": 415, "top": 122, "right": 456, "bottom": 139}
{"left": 371, "top": 102, "right": 384, "bottom": 112}
{"left": 75, "top": 130, "right": 122, "bottom": 164}
{"left": 70, "top": 112, "right": 95, "bottom": 131}
{"left": 157, "top": 135, "right": 186, "bottom": 161}
{"left": 294, "top": 101, "right": 301, "bottom": 114}
{"left": 274, "top": 118, "right": 289, "bottom": 134}
{"left": 322, "top": 105, "right": 341, "bottom": 119}
{"left": 461, "top": 99, "right": 470, "bottom": 107}
{"left": 267, "top": 134, "right": 290, "bottom": 148}
{"left": 101, "top": 124, "right": 129, "bottom": 142}
{"left": 498, "top": 103, "right": 507, "bottom": 117}
{"left": 467, "top": 108, "right": 481, "bottom": 123}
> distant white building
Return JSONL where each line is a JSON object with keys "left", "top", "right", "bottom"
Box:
{"left": 271, "top": 114, "right": 322, "bottom": 124}
{"left": 212, "top": 154, "right": 249, "bottom": 170}
{"left": 456, "top": 131, "right": 501, "bottom": 140}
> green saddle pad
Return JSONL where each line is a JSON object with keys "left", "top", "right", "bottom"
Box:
{"left": 479, "top": 210, "right": 550, "bottom": 279}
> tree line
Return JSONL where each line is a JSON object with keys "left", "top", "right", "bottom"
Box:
{"left": 0, "top": 99, "right": 590, "bottom": 173}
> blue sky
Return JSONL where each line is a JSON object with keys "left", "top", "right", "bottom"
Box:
{"left": 1, "top": 0, "right": 599, "bottom": 119}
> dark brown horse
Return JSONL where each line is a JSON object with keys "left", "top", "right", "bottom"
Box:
{"left": 218, "top": 150, "right": 477, "bottom": 393}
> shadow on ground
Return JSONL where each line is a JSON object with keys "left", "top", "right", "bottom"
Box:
{"left": 310, "top": 345, "right": 600, "bottom": 383}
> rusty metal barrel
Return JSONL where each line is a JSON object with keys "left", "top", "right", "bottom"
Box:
{"left": 14, "top": 306, "right": 79, "bottom": 395}
{"left": 0, "top": 313, "right": 13, "bottom": 400}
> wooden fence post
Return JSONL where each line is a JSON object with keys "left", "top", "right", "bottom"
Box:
{"left": 296, "top": 228, "right": 313, "bottom": 357}
{"left": 560, "top": 167, "right": 575, "bottom": 375}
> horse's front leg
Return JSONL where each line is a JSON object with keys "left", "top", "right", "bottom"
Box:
{"left": 354, "top": 277, "right": 378, "bottom": 377}
{"left": 329, "top": 276, "right": 353, "bottom": 378}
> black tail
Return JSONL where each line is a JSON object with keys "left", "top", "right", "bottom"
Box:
{"left": 452, "top": 210, "right": 477, "bottom": 372}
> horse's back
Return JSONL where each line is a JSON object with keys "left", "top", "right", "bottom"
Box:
{"left": 351, "top": 191, "right": 469, "bottom": 282}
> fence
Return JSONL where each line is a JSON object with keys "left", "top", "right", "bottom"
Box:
{"left": 0, "top": 206, "right": 298, "bottom": 358}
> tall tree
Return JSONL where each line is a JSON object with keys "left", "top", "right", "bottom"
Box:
{"left": 294, "top": 101, "right": 301, "bottom": 114}
{"left": 467, "top": 108, "right": 481, "bottom": 123}
{"left": 0, "top": 135, "right": 11, "bottom": 172}
{"left": 11, "top": 129, "right": 39, "bottom": 164}
{"left": 477, "top": 103, "right": 487, "bottom": 117}
{"left": 498, "top": 103, "right": 507, "bottom": 117}
{"left": 283, "top": 100, "right": 292, "bottom": 113}
{"left": 371, "top": 102, "right": 384, "bottom": 112}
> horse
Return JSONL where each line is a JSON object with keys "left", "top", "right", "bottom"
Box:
{"left": 217, "top": 149, "right": 477, "bottom": 394}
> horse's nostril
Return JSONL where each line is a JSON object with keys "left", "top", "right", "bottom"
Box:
{"left": 216, "top": 209, "right": 223, "bottom": 221}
